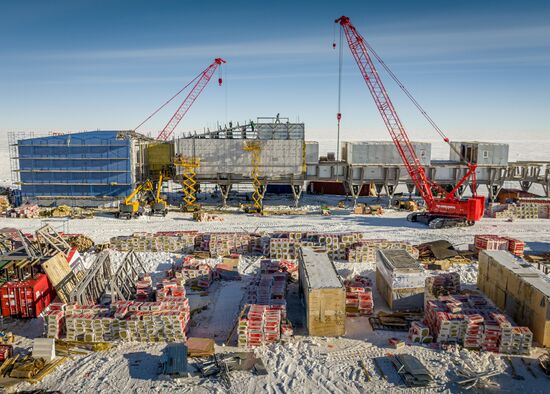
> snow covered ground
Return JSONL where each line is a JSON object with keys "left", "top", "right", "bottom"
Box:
{"left": 1, "top": 211, "right": 549, "bottom": 393}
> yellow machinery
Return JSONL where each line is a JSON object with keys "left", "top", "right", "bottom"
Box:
{"left": 174, "top": 156, "right": 201, "bottom": 212}
{"left": 149, "top": 174, "right": 168, "bottom": 216}
{"left": 242, "top": 141, "right": 263, "bottom": 213}
{"left": 117, "top": 180, "right": 153, "bottom": 219}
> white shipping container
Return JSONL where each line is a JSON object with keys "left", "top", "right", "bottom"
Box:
{"left": 341, "top": 141, "right": 431, "bottom": 166}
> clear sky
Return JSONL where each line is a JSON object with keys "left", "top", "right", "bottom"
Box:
{"left": 0, "top": 0, "right": 549, "bottom": 143}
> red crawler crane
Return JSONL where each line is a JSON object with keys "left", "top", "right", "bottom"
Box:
{"left": 335, "top": 16, "right": 485, "bottom": 228}
{"left": 135, "top": 58, "right": 226, "bottom": 141}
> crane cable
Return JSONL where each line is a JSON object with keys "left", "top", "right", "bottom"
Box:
{"left": 361, "top": 38, "right": 468, "bottom": 164}
{"left": 134, "top": 70, "right": 203, "bottom": 131}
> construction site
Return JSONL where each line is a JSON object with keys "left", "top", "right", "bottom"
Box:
{"left": 0, "top": 12, "right": 550, "bottom": 394}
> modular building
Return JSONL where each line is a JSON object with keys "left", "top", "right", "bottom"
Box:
{"left": 341, "top": 141, "right": 431, "bottom": 166}
{"left": 449, "top": 141, "right": 509, "bottom": 166}
{"left": 298, "top": 247, "right": 346, "bottom": 336}
{"left": 174, "top": 139, "right": 305, "bottom": 180}
{"left": 13, "top": 131, "right": 149, "bottom": 206}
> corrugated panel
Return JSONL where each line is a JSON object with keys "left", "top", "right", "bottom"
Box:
{"left": 17, "top": 131, "right": 134, "bottom": 198}
{"left": 175, "top": 139, "right": 303, "bottom": 177}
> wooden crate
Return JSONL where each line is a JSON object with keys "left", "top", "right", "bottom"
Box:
{"left": 299, "top": 247, "right": 345, "bottom": 337}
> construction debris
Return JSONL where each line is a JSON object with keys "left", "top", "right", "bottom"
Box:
{"left": 389, "top": 354, "right": 432, "bottom": 387}
{"left": 187, "top": 337, "right": 215, "bottom": 357}
{"left": 193, "top": 211, "right": 223, "bottom": 222}
{"left": 66, "top": 234, "right": 94, "bottom": 252}
{"left": 0, "top": 196, "right": 10, "bottom": 215}
{"left": 5, "top": 203, "right": 39, "bottom": 218}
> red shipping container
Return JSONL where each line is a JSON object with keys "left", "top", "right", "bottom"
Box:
{"left": 0, "top": 274, "right": 54, "bottom": 318}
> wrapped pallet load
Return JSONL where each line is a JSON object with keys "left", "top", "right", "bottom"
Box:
{"left": 376, "top": 249, "right": 426, "bottom": 311}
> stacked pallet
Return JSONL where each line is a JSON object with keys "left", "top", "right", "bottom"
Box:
{"left": 179, "top": 260, "right": 213, "bottom": 289}
{"left": 348, "top": 239, "right": 419, "bottom": 263}
{"left": 44, "top": 303, "right": 66, "bottom": 339}
{"left": 7, "top": 203, "right": 39, "bottom": 218}
{"left": 474, "top": 235, "right": 525, "bottom": 257}
{"left": 344, "top": 275, "right": 374, "bottom": 316}
{"left": 492, "top": 200, "right": 550, "bottom": 219}
{"left": 198, "top": 233, "right": 251, "bottom": 257}
{"left": 63, "top": 297, "right": 190, "bottom": 343}
{"left": 425, "top": 272, "right": 461, "bottom": 299}
{"left": 408, "top": 321, "right": 432, "bottom": 343}
{"left": 238, "top": 304, "right": 282, "bottom": 348}
{"left": 269, "top": 238, "right": 299, "bottom": 260}
{"left": 135, "top": 274, "right": 153, "bottom": 302}
{"left": 424, "top": 294, "right": 533, "bottom": 354}
{"left": 109, "top": 233, "right": 195, "bottom": 253}
{"left": 156, "top": 279, "right": 186, "bottom": 300}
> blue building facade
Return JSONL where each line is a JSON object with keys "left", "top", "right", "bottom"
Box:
{"left": 17, "top": 131, "right": 141, "bottom": 201}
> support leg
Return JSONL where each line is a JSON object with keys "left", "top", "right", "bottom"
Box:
{"left": 291, "top": 183, "right": 304, "bottom": 207}
{"left": 220, "top": 184, "right": 232, "bottom": 207}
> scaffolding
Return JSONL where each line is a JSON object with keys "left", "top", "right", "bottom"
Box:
{"left": 174, "top": 156, "right": 201, "bottom": 211}
{"left": 243, "top": 141, "right": 263, "bottom": 213}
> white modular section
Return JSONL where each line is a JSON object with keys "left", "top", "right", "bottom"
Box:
{"left": 341, "top": 141, "right": 431, "bottom": 166}
{"left": 175, "top": 139, "right": 304, "bottom": 177}
{"left": 449, "top": 142, "right": 509, "bottom": 166}
{"left": 305, "top": 141, "right": 319, "bottom": 164}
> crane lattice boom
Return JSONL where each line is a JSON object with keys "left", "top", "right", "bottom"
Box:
{"left": 335, "top": 16, "right": 484, "bottom": 224}
{"left": 156, "top": 58, "right": 225, "bottom": 141}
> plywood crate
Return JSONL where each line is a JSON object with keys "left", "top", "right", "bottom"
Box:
{"left": 299, "top": 247, "right": 345, "bottom": 337}
{"left": 478, "top": 250, "right": 550, "bottom": 347}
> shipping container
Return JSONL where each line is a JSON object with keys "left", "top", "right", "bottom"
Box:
{"left": 449, "top": 141, "right": 509, "bottom": 166}
{"left": 341, "top": 141, "right": 431, "bottom": 166}
{"left": 0, "top": 274, "right": 54, "bottom": 318}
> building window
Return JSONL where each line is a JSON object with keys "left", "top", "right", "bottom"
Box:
{"left": 482, "top": 150, "right": 489, "bottom": 159}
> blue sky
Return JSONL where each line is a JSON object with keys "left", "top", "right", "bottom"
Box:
{"left": 0, "top": 0, "right": 549, "bottom": 143}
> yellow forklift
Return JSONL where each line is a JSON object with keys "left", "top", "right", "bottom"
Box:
{"left": 117, "top": 180, "right": 154, "bottom": 219}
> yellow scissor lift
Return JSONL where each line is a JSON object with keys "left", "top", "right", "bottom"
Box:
{"left": 174, "top": 156, "right": 201, "bottom": 212}
{"left": 242, "top": 141, "right": 264, "bottom": 214}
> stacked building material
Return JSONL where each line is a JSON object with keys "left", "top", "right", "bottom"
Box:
{"left": 135, "top": 274, "right": 153, "bottom": 302}
{"left": 7, "top": 203, "right": 39, "bottom": 218}
{"left": 156, "top": 279, "right": 186, "bottom": 300}
{"left": 44, "top": 303, "right": 66, "bottom": 339}
{"left": 63, "top": 296, "right": 190, "bottom": 343}
{"left": 109, "top": 232, "right": 195, "bottom": 253}
{"left": 474, "top": 235, "right": 525, "bottom": 257}
{"left": 238, "top": 304, "right": 282, "bottom": 348}
{"left": 179, "top": 260, "right": 213, "bottom": 289}
{"left": 425, "top": 272, "right": 461, "bottom": 299}
{"left": 424, "top": 294, "right": 533, "bottom": 354}
{"left": 491, "top": 199, "right": 550, "bottom": 219}
{"left": 348, "top": 239, "right": 419, "bottom": 263}
{"left": 198, "top": 233, "right": 251, "bottom": 257}
{"left": 269, "top": 238, "right": 298, "bottom": 260}
{"left": 344, "top": 275, "right": 374, "bottom": 316}
{"left": 408, "top": 321, "right": 432, "bottom": 343}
